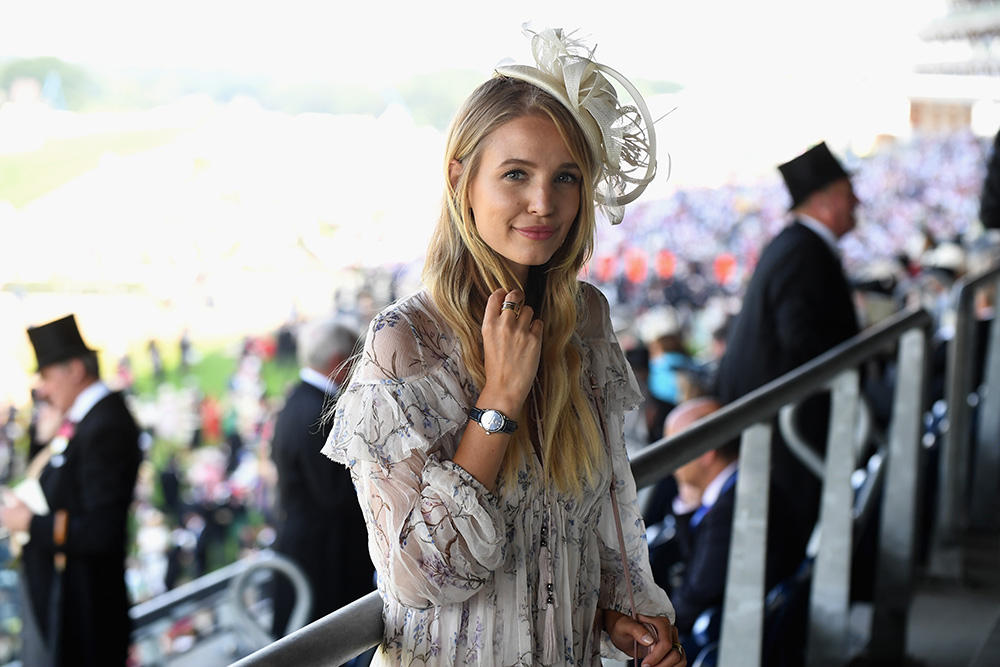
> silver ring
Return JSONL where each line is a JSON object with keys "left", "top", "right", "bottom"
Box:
{"left": 500, "top": 301, "right": 520, "bottom": 316}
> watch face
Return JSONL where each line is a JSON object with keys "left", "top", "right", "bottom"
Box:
{"left": 482, "top": 409, "right": 505, "bottom": 432}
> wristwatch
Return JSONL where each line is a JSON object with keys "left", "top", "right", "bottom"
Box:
{"left": 469, "top": 407, "right": 518, "bottom": 435}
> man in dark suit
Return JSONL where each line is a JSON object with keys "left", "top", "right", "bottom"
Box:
{"left": 646, "top": 398, "right": 806, "bottom": 658}
{"left": 2, "top": 314, "right": 142, "bottom": 666}
{"left": 269, "top": 317, "right": 374, "bottom": 640}
{"left": 715, "top": 141, "right": 861, "bottom": 561}
{"left": 655, "top": 398, "right": 740, "bottom": 635}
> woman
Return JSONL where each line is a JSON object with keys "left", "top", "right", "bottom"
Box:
{"left": 324, "top": 27, "right": 684, "bottom": 666}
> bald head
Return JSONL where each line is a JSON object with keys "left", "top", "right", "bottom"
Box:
{"left": 666, "top": 397, "right": 722, "bottom": 437}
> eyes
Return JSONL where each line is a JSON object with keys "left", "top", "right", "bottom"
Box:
{"left": 502, "top": 169, "right": 581, "bottom": 185}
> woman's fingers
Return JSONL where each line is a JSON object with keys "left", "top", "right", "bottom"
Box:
{"left": 634, "top": 614, "right": 686, "bottom": 666}
{"left": 489, "top": 288, "right": 530, "bottom": 320}
{"left": 480, "top": 289, "right": 542, "bottom": 411}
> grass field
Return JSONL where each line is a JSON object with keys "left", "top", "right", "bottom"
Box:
{"left": 0, "top": 128, "right": 182, "bottom": 208}
{"left": 127, "top": 338, "right": 301, "bottom": 403}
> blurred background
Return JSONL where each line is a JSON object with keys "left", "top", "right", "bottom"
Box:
{"left": 0, "top": 0, "right": 978, "bottom": 397}
{"left": 3, "top": 0, "right": 1000, "bottom": 663}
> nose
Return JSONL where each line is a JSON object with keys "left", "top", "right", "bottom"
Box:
{"left": 527, "top": 182, "right": 556, "bottom": 216}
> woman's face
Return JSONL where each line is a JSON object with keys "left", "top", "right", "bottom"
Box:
{"left": 463, "top": 114, "right": 581, "bottom": 284}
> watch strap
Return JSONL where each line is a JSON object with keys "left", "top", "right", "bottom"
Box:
{"left": 469, "top": 407, "right": 517, "bottom": 434}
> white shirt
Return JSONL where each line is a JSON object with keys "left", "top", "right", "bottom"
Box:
{"left": 300, "top": 367, "right": 338, "bottom": 396}
{"left": 671, "top": 460, "right": 740, "bottom": 516}
{"left": 700, "top": 461, "right": 740, "bottom": 510}
{"left": 796, "top": 214, "right": 841, "bottom": 257}
{"left": 66, "top": 380, "right": 111, "bottom": 423}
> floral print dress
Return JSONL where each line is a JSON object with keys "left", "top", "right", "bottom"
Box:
{"left": 323, "top": 283, "right": 673, "bottom": 666}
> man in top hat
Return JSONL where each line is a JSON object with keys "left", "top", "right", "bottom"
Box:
{"left": 714, "top": 142, "right": 861, "bottom": 565}
{"left": 1, "top": 315, "right": 142, "bottom": 666}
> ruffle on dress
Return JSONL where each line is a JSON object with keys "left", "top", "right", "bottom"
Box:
{"left": 324, "top": 371, "right": 471, "bottom": 469}
{"left": 577, "top": 282, "right": 644, "bottom": 415}
{"left": 322, "top": 292, "right": 473, "bottom": 470}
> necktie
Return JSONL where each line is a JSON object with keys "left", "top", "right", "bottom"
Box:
{"left": 690, "top": 503, "right": 710, "bottom": 530}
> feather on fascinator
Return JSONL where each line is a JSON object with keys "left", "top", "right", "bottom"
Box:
{"left": 495, "top": 26, "right": 658, "bottom": 225}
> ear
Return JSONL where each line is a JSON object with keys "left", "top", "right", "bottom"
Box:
{"left": 448, "top": 159, "right": 464, "bottom": 191}
{"left": 67, "top": 357, "right": 88, "bottom": 383}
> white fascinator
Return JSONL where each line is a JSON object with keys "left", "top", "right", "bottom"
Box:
{"left": 496, "top": 26, "right": 659, "bottom": 225}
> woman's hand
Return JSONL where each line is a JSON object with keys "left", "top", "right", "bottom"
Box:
{"left": 479, "top": 288, "right": 543, "bottom": 414}
{"left": 604, "top": 609, "right": 686, "bottom": 667}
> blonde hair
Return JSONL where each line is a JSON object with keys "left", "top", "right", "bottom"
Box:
{"left": 423, "top": 76, "right": 605, "bottom": 497}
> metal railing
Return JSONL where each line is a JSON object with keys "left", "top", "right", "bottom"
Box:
{"left": 633, "top": 307, "right": 931, "bottom": 666}
{"left": 931, "top": 260, "right": 1000, "bottom": 579}
{"left": 131, "top": 549, "right": 310, "bottom": 666}
{"left": 234, "top": 306, "right": 934, "bottom": 667}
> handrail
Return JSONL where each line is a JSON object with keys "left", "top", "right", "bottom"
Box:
{"left": 234, "top": 306, "right": 933, "bottom": 667}
{"left": 229, "top": 591, "right": 383, "bottom": 667}
{"left": 130, "top": 549, "right": 281, "bottom": 628}
{"left": 130, "top": 549, "right": 313, "bottom": 666}
{"left": 228, "top": 553, "right": 314, "bottom": 652}
{"left": 630, "top": 307, "right": 932, "bottom": 488}
{"left": 934, "top": 259, "right": 1000, "bottom": 574}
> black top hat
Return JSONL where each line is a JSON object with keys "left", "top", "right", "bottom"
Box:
{"left": 778, "top": 142, "right": 850, "bottom": 209}
{"left": 27, "top": 314, "right": 96, "bottom": 371}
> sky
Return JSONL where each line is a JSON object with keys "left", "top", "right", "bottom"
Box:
{"left": 1, "top": 0, "right": 951, "bottom": 87}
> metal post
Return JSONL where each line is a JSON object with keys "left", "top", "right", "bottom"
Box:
{"left": 719, "top": 422, "right": 772, "bottom": 667}
{"left": 931, "top": 286, "right": 976, "bottom": 578}
{"left": 869, "top": 328, "right": 927, "bottom": 661}
{"left": 971, "top": 277, "right": 1000, "bottom": 530}
{"left": 806, "top": 370, "right": 860, "bottom": 667}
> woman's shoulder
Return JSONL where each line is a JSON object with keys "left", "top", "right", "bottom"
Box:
{"left": 576, "top": 280, "right": 613, "bottom": 340}
{"left": 356, "top": 290, "right": 458, "bottom": 382}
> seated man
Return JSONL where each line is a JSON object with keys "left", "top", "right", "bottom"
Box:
{"left": 646, "top": 397, "right": 806, "bottom": 658}
{"left": 648, "top": 397, "right": 739, "bottom": 636}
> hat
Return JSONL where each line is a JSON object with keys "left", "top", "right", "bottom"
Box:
{"left": 495, "top": 26, "right": 658, "bottom": 225}
{"left": 778, "top": 142, "right": 850, "bottom": 209}
{"left": 637, "top": 306, "right": 682, "bottom": 344}
{"left": 921, "top": 242, "right": 967, "bottom": 275}
{"left": 27, "top": 314, "right": 95, "bottom": 371}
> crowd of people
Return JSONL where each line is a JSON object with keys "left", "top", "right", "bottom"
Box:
{"left": 2, "top": 37, "right": 1000, "bottom": 665}
{"left": 0, "top": 125, "right": 995, "bottom": 665}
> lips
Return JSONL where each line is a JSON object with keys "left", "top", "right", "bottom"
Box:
{"left": 515, "top": 226, "right": 557, "bottom": 240}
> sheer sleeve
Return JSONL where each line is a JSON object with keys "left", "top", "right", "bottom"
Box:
{"left": 322, "top": 294, "right": 506, "bottom": 608}
{"left": 578, "top": 284, "right": 675, "bottom": 657}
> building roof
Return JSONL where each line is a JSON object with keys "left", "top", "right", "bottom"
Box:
{"left": 920, "top": 3, "right": 1000, "bottom": 41}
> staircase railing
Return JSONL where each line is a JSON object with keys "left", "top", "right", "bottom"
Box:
{"left": 131, "top": 549, "right": 310, "bottom": 666}
{"left": 930, "top": 260, "right": 1000, "bottom": 579}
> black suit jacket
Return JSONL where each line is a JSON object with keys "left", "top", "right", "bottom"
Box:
{"left": 23, "top": 391, "right": 141, "bottom": 666}
{"left": 270, "top": 380, "right": 374, "bottom": 635}
{"left": 716, "top": 221, "right": 859, "bottom": 404}
{"left": 715, "top": 221, "right": 860, "bottom": 562}
{"left": 670, "top": 478, "right": 737, "bottom": 634}
{"left": 667, "top": 473, "right": 802, "bottom": 636}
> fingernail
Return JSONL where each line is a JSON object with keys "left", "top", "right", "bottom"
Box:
{"left": 641, "top": 633, "right": 654, "bottom": 645}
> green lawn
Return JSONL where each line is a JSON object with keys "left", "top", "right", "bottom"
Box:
{"left": 128, "top": 340, "right": 299, "bottom": 402}
{"left": 0, "top": 128, "right": 182, "bottom": 208}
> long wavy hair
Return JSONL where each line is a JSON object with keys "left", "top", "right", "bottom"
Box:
{"left": 423, "top": 76, "right": 604, "bottom": 497}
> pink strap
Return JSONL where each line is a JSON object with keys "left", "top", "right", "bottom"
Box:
{"left": 589, "top": 374, "right": 647, "bottom": 665}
